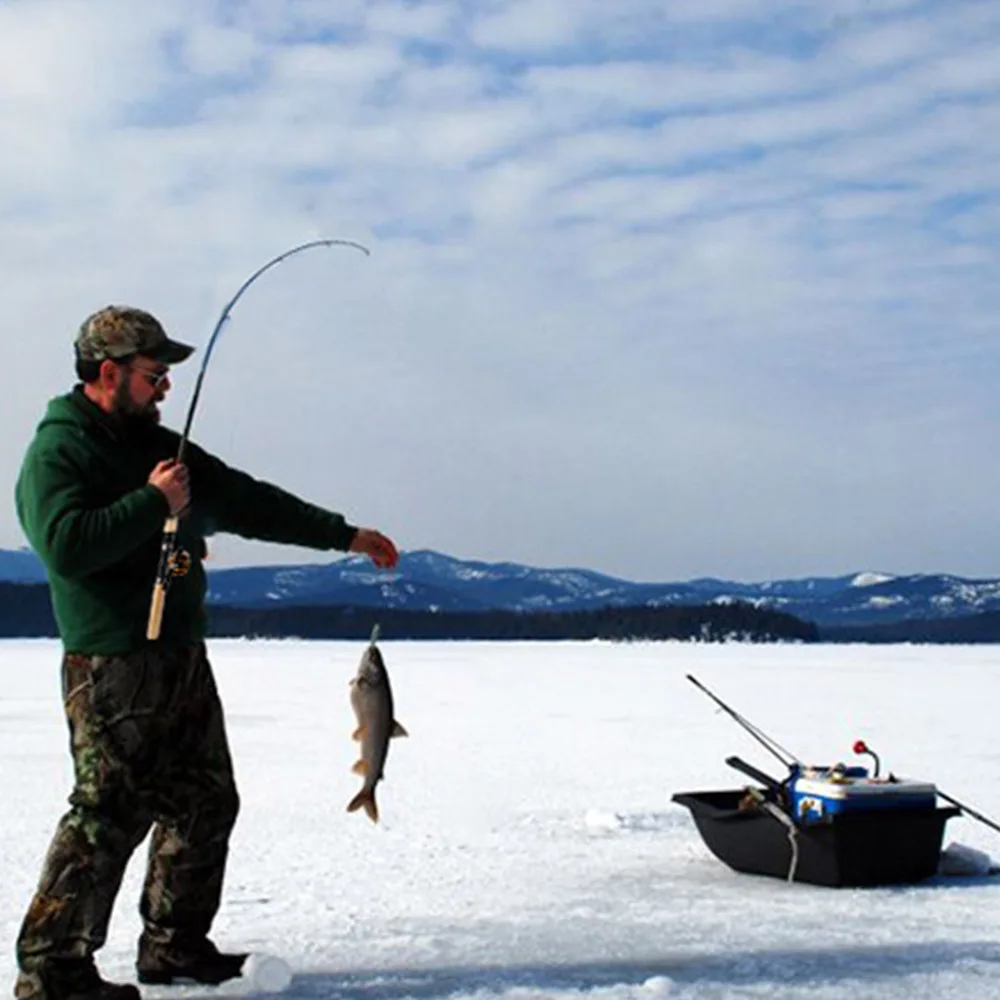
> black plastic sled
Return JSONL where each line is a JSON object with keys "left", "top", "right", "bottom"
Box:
{"left": 673, "top": 788, "right": 960, "bottom": 888}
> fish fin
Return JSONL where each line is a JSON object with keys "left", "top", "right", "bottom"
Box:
{"left": 351, "top": 726, "right": 366, "bottom": 741}
{"left": 347, "top": 788, "right": 379, "bottom": 823}
{"left": 391, "top": 721, "right": 408, "bottom": 738}
{"left": 351, "top": 759, "right": 369, "bottom": 776}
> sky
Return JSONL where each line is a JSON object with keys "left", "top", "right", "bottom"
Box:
{"left": 1, "top": 0, "right": 999, "bottom": 582}
{"left": 4, "top": 639, "right": 1000, "bottom": 1000}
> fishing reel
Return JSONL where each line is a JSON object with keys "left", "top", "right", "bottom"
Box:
{"left": 168, "top": 548, "right": 192, "bottom": 578}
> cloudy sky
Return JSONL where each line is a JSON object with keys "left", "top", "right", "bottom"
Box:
{"left": 1, "top": 0, "right": 998, "bottom": 582}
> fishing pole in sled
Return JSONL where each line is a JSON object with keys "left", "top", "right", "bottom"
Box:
{"left": 673, "top": 675, "right": 999, "bottom": 887}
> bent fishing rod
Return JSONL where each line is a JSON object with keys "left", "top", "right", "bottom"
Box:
{"left": 146, "top": 238, "right": 371, "bottom": 640}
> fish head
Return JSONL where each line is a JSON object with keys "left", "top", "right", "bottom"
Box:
{"left": 353, "top": 642, "right": 389, "bottom": 690}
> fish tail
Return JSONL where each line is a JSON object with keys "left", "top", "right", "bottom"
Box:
{"left": 347, "top": 788, "right": 379, "bottom": 823}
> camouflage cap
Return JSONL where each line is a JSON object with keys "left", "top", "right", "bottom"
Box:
{"left": 75, "top": 306, "right": 195, "bottom": 365}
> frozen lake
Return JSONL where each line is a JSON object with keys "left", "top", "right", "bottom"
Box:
{"left": 3, "top": 639, "right": 1000, "bottom": 999}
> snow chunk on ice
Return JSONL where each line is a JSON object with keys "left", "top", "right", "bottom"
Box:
{"left": 938, "top": 841, "right": 997, "bottom": 876}
{"left": 584, "top": 810, "right": 675, "bottom": 833}
{"left": 244, "top": 954, "right": 293, "bottom": 993}
{"left": 585, "top": 809, "right": 626, "bottom": 831}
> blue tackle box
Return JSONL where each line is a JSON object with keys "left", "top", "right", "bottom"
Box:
{"left": 789, "top": 765, "right": 937, "bottom": 824}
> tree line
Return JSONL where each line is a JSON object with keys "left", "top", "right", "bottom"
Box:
{"left": 0, "top": 582, "right": 817, "bottom": 642}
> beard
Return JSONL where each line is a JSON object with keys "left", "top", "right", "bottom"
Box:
{"left": 113, "top": 380, "right": 161, "bottom": 427}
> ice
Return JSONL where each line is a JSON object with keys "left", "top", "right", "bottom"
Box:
{"left": 3, "top": 639, "right": 1000, "bottom": 1000}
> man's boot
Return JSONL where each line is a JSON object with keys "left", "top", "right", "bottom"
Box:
{"left": 14, "top": 959, "right": 140, "bottom": 1000}
{"left": 135, "top": 934, "right": 247, "bottom": 986}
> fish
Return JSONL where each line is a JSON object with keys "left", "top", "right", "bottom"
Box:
{"left": 347, "top": 635, "right": 407, "bottom": 823}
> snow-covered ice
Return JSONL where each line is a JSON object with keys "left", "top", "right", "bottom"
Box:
{"left": 3, "top": 639, "right": 1000, "bottom": 999}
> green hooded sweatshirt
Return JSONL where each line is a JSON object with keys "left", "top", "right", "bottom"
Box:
{"left": 16, "top": 389, "right": 358, "bottom": 653}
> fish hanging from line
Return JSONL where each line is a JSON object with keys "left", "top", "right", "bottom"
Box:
{"left": 347, "top": 625, "right": 408, "bottom": 823}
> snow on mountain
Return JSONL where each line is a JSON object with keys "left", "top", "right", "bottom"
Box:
{"left": 851, "top": 572, "right": 896, "bottom": 587}
{"left": 864, "top": 595, "right": 905, "bottom": 609}
{"left": 200, "top": 553, "right": 1000, "bottom": 626}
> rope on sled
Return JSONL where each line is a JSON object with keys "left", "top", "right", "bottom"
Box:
{"left": 747, "top": 788, "right": 800, "bottom": 883}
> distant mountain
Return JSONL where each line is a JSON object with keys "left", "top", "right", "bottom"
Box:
{"left": 5, "top": 547, "right": 1000, "bottom": 627}
{"left": 205, "top": 549, "right": 671, "bottom": 612}
{"left": 0, "top": 549, "right": 48, "bottom": 584}
{"left": 205, "top": 552, "right": 1000, "bottom": 627}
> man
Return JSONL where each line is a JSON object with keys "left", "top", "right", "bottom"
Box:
{"left": 13, "top": 306, "right": 400, "bottom": 1000}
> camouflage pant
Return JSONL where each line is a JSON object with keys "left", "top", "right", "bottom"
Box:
{"left": 16, "top": 644, "right": 240, "bottom": 972}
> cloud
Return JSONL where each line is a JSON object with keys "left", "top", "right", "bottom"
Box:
{"left": 0, "top": 0, "right": 998, "bottom": 581}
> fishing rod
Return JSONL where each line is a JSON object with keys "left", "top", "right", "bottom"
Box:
{"left": 686, "top": 674, "right": 801, "bottom": 770}
{"left": 937, "top": 791, "right": 1000, "bottom": 837}
{"left": 146, "top": 238, "right": 371, "bottom": 640}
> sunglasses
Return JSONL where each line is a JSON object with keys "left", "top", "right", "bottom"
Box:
{"left": 129, "top": 364, "right": 171, "bottom": 390}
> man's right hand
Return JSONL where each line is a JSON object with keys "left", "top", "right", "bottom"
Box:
{"left": 350, "top": 528, "right": 399, "bottom": 569}
{"left": 149, "top": 459, "right": 190, "bottom": 516}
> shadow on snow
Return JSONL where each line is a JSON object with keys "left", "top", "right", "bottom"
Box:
{"left": 283, "top": 941, "right": 1000, "bottom": 998}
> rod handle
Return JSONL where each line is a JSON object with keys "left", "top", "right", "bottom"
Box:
{"left": 726, "top": 755, "right": 782, "bottom": 791}
{"left": 146, "top": 516, "right": 179, "bottom": 640}
{"left": 146, "top": 581, "right": 168, "bottom": 640}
